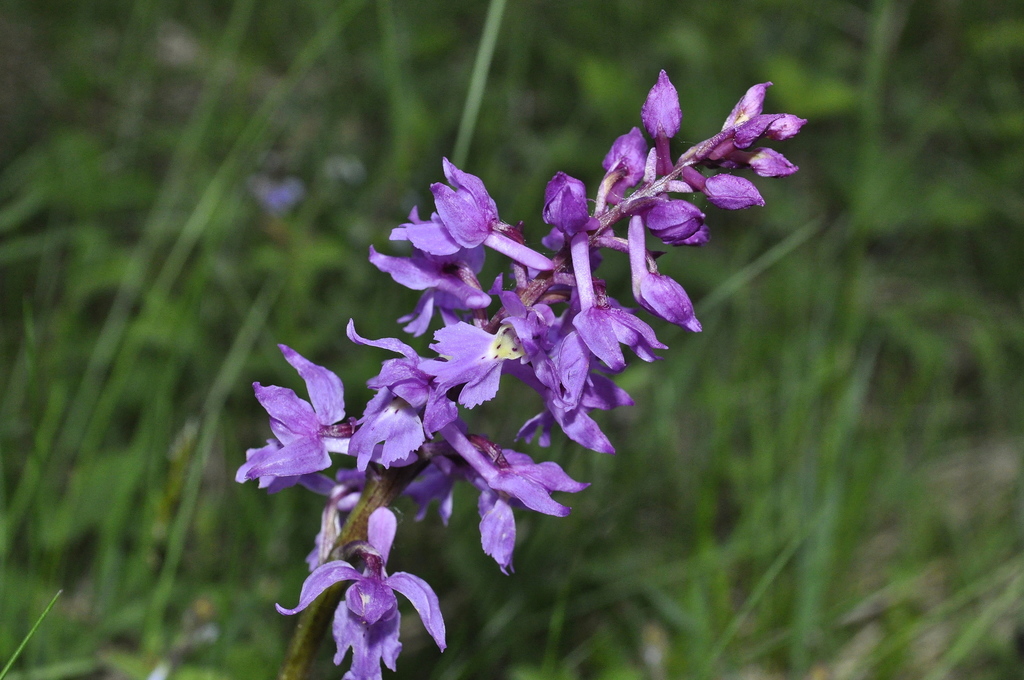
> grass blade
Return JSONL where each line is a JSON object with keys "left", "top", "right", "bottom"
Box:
{"left": 0, "top": 590, "right": 62, "bottom": 680}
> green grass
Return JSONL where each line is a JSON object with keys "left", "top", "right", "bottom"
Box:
{"left": 2, "top": 1, "right": 1023, "bottom": 678}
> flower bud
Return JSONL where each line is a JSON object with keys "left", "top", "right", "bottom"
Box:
{"left": 645, "top": 200, "right": 705, "bottom": 245}
{"left": 641, "top": 70, "right": 682, "bottom": 139}
{"left": 542, "top": 172, "right": 594, "bottom": 235}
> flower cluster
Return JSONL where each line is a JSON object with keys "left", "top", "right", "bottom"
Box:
{"left": 239, "top": 71, "right": 804, "bottom": 679}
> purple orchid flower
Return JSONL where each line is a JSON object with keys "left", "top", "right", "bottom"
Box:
{"left": 346, "top": 321, "right": 457, "bottom": 467}
{"left": 427, "top": 159, "right": 555, "bottom": 271}
{"left": 642, "top": 70, "right": 682, "bottom": 175}
{"left": 644, "top": 199, "right": 706, "bottom": 246}
{"left": 239, "top": 68, "right": 805, "bottom": 680}
{"left": 569, "top": 231, "right": 666, "bottom": 371}
{"left": 628, "top": 216, "right": 701, "bottom": 332}
{"left": 441, "top": 425, "right": 588, "bottom": 516}
{"left": 420, "top": 321, "right": 526, "bottom": 409}
{"left": 277, "top": 508, "right": 445, "bottom": 679}
{"left": 542, "top": 172, "right": 597, "bottom": 235}
{"left": 368, "top": 244, "right": 491, "bottom": 328}
{"left": 238, "top": 345, "right": 351, "bottom": 482}
{"left": 600, "top": 127, "right": 648, "bottom": 206}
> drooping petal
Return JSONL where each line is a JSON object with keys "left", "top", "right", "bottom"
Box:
{"left": 386, "top": 572, "right": 447, "bottom": 649}
{"left": 276, "top": 560, "right": 362, "bottom": 615}
{"left": 478, "top": 492, "right": 516, "bottom": 574}
{"left": 334, "top": 606, "right": 402, "bottom": 676}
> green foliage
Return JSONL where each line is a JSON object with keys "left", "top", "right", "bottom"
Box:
{"left": 2, "top": 0, "right": 1023, "bottom": 678}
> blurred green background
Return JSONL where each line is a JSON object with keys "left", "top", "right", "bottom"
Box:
{"left": 2, "top": 0, "right": 1023, "bottom": 678}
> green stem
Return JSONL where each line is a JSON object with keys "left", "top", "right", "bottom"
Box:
{"left": 275, "top": 461, "right": 427, "bottom": 680}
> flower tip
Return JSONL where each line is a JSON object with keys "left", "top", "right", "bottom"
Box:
{"left": 642, "top": 70, "right": 682, "bottom": 138}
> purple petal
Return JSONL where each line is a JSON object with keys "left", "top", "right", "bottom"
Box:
{"left": 766, "top": 114, "right": 806, "bottom": 140}
{"left": 511, "top": 457, "right": 589, "bottom": 494}
{"left": 748, "top": 147, "right": 799, "bottom": 177}
{"left": 553, "top": 405, "right": 615, "bottom": 454}
{"left": 346, "top": 575, "right": 398, "bottom": 625}
{"left": 733, "top": 113, "right": 785, "bottom": 149}
{"left": 236, "top": 439, "right": 281, "bottom": 484}
{"left": 398, "top": 292, "right": 436, "bottom": 337}
{"left": 489, "top": 473, "right": 570, "bottom": 517}
{"left": 722, "top": 82, "right": 770, "bottom": 129}
{"left": 442, "top": 158, "right": 498, "bottom": 217}
{"left": 278, "top": 346, "right": 346, "bottom": 426}
{"left": 254, "top": 383, "right": 320, "bottom": 437}
{"left": 432, "top": 182, "right": 491, "bottom": 248}
{"left": 242, "top": 436, "right": 331, "bottom": 480}
{"left": 367, "top": 507, "right": 398, "bottom": 562}
{"left": 680, "top": 222, "right": 710, "bottom": 246}
{"left": 386, "top": 572, "right": 447, "bottom": 649}
{"left": 403, "top": 463, "right": 455, "bottom": 524}
{"left": 704, "top": 174, "right": 765, "bottom": 210}
{"left": 602, "top": 127, "right": 648, "bottom": 185}
{"left": 478, "top": 493, "right": 516, "bottom": 574}
{"left": 346, "top": 318, "right": 420, "bottom": 360}
{"left": 333, "top": 605, "right": 402, "bottom": 674}
{"left": 543, "top": 172, "right": 591, "bottom": 235}
{"left": 572, "top": 308, "right": 626, "bottom": 371}
{"left": 276, "top": 560, "right": 362, "bottom": 615}
{"left": 637, "top": 273, "right": 702, "bottom": 332}
{"left": 645, "top": 200, "right": 705, "bottom": 245}
{"left": 404, "top": 219, "right": 462, "bottom": 256}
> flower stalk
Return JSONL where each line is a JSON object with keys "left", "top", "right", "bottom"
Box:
{"left": 239, "top": 70, "right": 805, "bottom": 680}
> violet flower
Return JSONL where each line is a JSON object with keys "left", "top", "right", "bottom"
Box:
{"left": 425, "top": 159, "right": 554, "bottom": 271}
{"left": 420, "top": 321, "right": 526, "bottom": 409}
{"left": 569, "top": 231, "right": 666, "bottom": 371}
{"left": 627, "top": 216, "right": 701, "bottom": 332}
{"left": 642, "top": 70, "right": 682, "bottom": 175}
{"left": 644, "top": 199, "right": 706, "bottom": 246}
{"left": 543, "top": 172, "right": 597, "bottom": 235}
{"left": 240, "top": 68, "right": 805, "bottom": 680}
{"left": 238, "top": 345, "right": 350, "bottom": 482}
{"left": 277, "top": 508, "right": 445, "bottom": 679}
{"left": 600, "top": 127, "right": 648, "bottom": 206}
